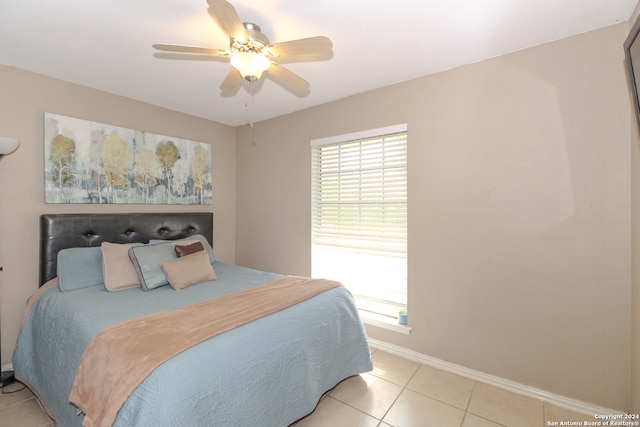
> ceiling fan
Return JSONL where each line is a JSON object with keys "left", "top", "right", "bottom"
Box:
{"left": 152, "top": 0, "right": 333, "bottom": 94}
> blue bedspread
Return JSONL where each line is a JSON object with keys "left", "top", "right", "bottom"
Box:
{"left": 13, "top": 263, "right": 372, "bottom": 426}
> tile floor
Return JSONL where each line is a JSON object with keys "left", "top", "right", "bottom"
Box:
{"left": 0, "top": 348, "right": 601, "bottom": 427}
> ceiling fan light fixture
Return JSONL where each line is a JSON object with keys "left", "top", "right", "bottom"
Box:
{"left": 230, "top": 52, "right": 270, "bottom": 81}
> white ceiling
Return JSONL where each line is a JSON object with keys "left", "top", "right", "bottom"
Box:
{"left": 1, "top": 0, "right": 636, "bottom": 127}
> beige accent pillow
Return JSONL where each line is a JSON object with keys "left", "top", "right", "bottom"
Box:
{"left": 160, "top": 250, "right": 217, "bottom": 290}
{"left": 101, "top": 242, "right": 142, "bottom": 291}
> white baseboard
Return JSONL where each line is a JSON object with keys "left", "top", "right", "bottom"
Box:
{"left": 367, "top": 338, "right": 624, "bottom": 416}
{"left": 1, "top": 363, "right": 13, "bottom": 372}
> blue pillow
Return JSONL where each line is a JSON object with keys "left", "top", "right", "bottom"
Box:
{"left": 128, "top": 243, "right": 177, "bottom": 290}
{"left": 150, "top": 234, "right": 215, "bottom": 264}
{"left": 57, "top": 247, "right": 103, "bottom": 292}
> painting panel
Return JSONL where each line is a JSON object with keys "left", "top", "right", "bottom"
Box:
{"left": 44, "top": 113, "right": 212, "bottom": 204}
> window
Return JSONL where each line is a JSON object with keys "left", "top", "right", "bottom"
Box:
{"left": 311, "top": 124, "right": 407, "bottom": 322}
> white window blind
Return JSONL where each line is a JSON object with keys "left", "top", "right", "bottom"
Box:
{"left": 311, "top": 124, "right": 407, "bottom": 319}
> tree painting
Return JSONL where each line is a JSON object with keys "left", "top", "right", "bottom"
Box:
{"left": 193, "top": 145, "right": 210, "bottom": 205}
{"left": 156, "top": 140, "right": 179, "bottom": 204}
{"left": 133, "top": 148, "right": 158, "bottom": 204}
{"left": 49, "top": 134, "right": 77, "bottom": 196}
{"left": 44, "top": 113, "right": 212, "bottom": 204}
{"left": 102, "top": 133, "right": 130, "bottom": 203}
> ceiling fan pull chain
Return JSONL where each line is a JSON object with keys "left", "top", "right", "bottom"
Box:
{"left": 248, "top": 81, "right": 255, "bottom": 128}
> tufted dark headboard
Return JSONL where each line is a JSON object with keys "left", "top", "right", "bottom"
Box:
{"left": 39, "top": 212, "right": 213, "bottom": 286}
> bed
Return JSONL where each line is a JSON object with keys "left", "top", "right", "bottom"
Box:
{"left": 12, "top": 212, "right": 372, "bottom": 427}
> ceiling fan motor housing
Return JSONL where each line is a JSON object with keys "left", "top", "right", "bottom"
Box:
{"left": 231, "top": 22, "right": 270, "bottom": 53}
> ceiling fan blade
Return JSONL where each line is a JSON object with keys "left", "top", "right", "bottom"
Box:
{"left": 266, "top": 63, "right": 310, "bottom": 94}
{"left": 268, "top": 36, "right": 332, "bottom": 59}
{"left": 152, "top": 43, "right": 229, "bottom": 56}
{"left": 207, "top": 0, "right": 249, "bottom": 43}
{"left": 153, "top": 53, "right": 230, "bottom": 63}
{"left": 219, "top": 68, "right": 243, "bottom": 91}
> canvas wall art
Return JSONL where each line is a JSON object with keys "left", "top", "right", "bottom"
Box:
{"left": 44, "top": 113, "right": 212, "bottom": 204}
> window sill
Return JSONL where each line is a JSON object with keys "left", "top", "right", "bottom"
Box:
{"left": 359, "top": 311, "right": 412, "bottom": 335}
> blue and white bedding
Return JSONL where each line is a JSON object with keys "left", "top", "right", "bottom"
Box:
{"left": 13, "top": 262, "right": 372, "bottom": 426}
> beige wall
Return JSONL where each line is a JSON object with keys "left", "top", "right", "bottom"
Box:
{"left": 0, "top": 66, "right": 237, "bottom": 367}
{"left": 629, "top": 0, "right": 640, "bottom": 415}
{"left": 236, "top": 24, "right": 632, "bottom": 410}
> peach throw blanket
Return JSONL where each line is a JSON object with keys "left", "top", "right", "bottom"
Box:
{"left": 69, "top": 275, "right": 341, "bottom": 427}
